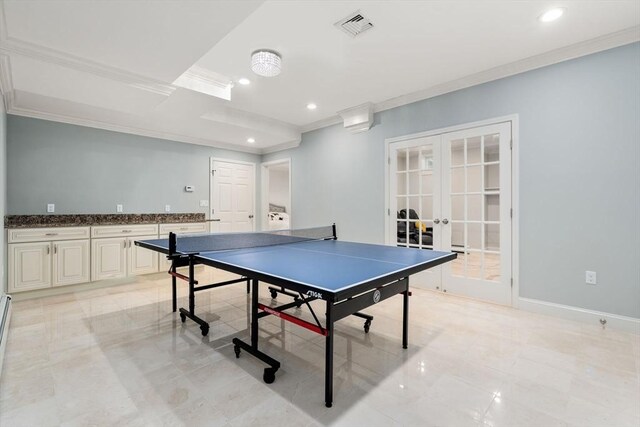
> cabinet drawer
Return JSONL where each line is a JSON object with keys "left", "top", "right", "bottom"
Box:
{"left": 159, "top": 222, "right": 207, "bottom": 237}
{"left": 91, "top": 224, "right": 158, "bottom": 238}
{"left": 8, "top": 227, "right": 90, "bottom": 243}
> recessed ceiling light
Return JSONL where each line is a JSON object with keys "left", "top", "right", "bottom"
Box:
{"left": 307, "top": 103, "right": 317, "bottom": 110}
{"left": 247, "top": 138, "right": 255, "bottom": 143}
{"left": 539, "top": 7, "right": 565, "bottom": 23}
{"left": 238, "top": 78, "right": 251, "bottom": 85}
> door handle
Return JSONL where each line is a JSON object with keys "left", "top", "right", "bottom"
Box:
{"left": 54, "top": 244, "right": 57, "bottom": 254}
{"left": 211, "top": 219, "right": 221, "bottom": 222}
{"left": 46, "top": 245, "right": 50, "bottom": 255}
{"left": 248, "top": 215, "right": 254, "bottom": 219}
{"left": 433, "top": 218, "right": 441, "bottom": 224}
{"left": 442, "top": 218, "right": 449, "bottom": 225}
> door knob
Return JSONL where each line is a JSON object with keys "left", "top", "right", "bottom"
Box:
{"left": 442, "top": 218, "right": 449, "bottom": 224}
{"left": 433, "top": 218, "right": 441, "bottom": 224}
{"left": 248, "top": 215, "right": 254, "bottom": 219}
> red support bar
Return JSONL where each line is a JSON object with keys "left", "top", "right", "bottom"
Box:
{"left": 258, "top": 303, "right": 328, "bottom": 336}
{"left": 168, "top": 270, "right": 198, "bottom": 285}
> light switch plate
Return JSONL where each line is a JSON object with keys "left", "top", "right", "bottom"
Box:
{"left": 116, "top": 204, "right": 123, "bottom": 213}
{"left": 199, "top": 200, "right": 209, "bottom": 207}
{"left": 165, "top": 205, "right": 171, "bottom": 212}
{"left": 47, "top": 203, "right": 55, "bottom": 213}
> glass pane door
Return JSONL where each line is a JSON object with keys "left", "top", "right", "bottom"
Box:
{"left": 441, "top": 123, "right": 512, "bottom": 304}
{"left": 390, "top": 135, "right": 441, "bottom": 290}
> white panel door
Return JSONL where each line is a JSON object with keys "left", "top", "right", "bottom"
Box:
{"left": 53, "top": 239, "right": 90, "bottom": 287}
{"left": 211, "top": 159, "right": 255, "bottom": 232}
{"left": 8, "top": 242, "right": 52, "bottom": 292}
{"left": 92, "top": 238, "right": 127, "bottom": 281}
{"left": 128, "top": 235, "right": 159, "bottom": 276}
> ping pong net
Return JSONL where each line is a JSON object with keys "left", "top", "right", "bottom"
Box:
{"left": 168, "top": 224, "right": 336, "bottom": 256}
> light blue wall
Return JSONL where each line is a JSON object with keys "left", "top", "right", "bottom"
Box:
{"left": 264, "top": 42, "right": 640, "bottom": 318}
{"left": 7, "top": 117, "right": 261, "bottom": 225}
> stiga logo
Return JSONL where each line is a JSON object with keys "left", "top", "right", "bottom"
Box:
{"left": 306, "top": 290, "right": 323, "bottom": 299}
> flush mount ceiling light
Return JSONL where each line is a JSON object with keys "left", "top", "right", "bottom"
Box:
{"left": 238, "top": 78, "right": 251, "bottom": 85}
{"left": 306, "top": 103, "right": 317, "bottom": 110}
{"left": 539, "top": 7, "right": 565, "bottom": 23}
{"left": 251, "top": 50, "right": 282, "bottom": 77}
{"left": 247, "top": 137, "right": 255, "bottom": 143}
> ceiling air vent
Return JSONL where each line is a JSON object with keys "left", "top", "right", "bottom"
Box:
{"left": 334, "top": 10, "right": 373, "bottom": 38}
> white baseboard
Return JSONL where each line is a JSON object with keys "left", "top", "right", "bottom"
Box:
{"left": 518, "top": 297, "right": 640, "bottom": 334}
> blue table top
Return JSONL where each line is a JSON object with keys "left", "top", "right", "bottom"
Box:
{"left": 194, "top": 240, "right": 453, "bottom": 293}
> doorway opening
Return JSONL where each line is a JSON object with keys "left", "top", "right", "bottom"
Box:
{"left": 261, "top": 159, "right": 291, "bottom": 231}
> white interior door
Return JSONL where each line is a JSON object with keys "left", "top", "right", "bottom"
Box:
{"left": 389, "top": 122, "right": 512, "bottom": 305}
{"left": 210, "top": 159, "right": 255, "bottom": 233}
{"left": 441, "top": 123, "right": 512, "bottom": 305}
{"left": 390, "top": 135, "right": 442, "bottom": 291}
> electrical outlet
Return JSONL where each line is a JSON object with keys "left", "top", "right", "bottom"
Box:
{"left": 47, "top": 203, "right": 55, "bottom": 213}
{"left": 165, "top": 205, "right": 171, "bottom": 212}
{"left": 116, "top": 204, "right": 123, "bottom": 213}
{"left": 586, "top": 271, "right": 597, "bottom": 285}
{"left": 199, "top": 200, "right": 209, "bottom": 207}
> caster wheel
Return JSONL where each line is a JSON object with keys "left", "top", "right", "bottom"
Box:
{"left": 263, "top": 367, "right": 276, "bottom": 384}
{"left": 179, "top": 313, "right": 186, "bottom": 323}
{"left": 234, "top": 345, "right": 241, "bottom": 359}
{"left": 200, "top": 324, "right": 209, "bottom": 336}
{"left": 364, "top": 320, "right": 371, "bottom": 334}
{"left": 270, "top": 290, "right": 277, "bottom": 299}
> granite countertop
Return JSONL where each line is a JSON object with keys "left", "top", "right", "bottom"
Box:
{"left": 5, "top": 213, "right": 206, "bottom": 228}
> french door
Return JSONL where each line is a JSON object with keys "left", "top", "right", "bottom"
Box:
{"left": 389, "top": 122, "right": 512, "bottom": 305}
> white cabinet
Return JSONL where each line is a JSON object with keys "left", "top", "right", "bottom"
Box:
{"left": 7, "top": 227, "right": 91, "bottom": 293}
{"left": 158, "top": 222, "right": 207, "bottom": 270}
{"left": 53, "top": 240, "right": 90, "bottom": 287}
{"left": 91, "top": 237, "right": 127, "bottom": 281}
{"left": 91, "top": 225, "right": 159, "bottom": 280}
{"left": 8, "top": 242, "right": 51, "bottom": 292}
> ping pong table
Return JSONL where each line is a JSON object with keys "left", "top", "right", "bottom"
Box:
{"left": 135, "top": 225, "right": 455, "bottom": 407}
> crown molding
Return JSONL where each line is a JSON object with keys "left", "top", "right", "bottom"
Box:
{"left": 0, "top": 38, "right": 176, "bottom": 97}
{"left": 300, "top": 26, "right": 640, "bottom": 137}
{"left": 375, "top": 26, "right": 640, "bottom": 115}
{"left": 0, "top": 53, "right": 14, "bottom": 110}
{"left": 260, "top": 139, "right": 301, "bottom": 154}
{"left": 173, "top": 65, "right": 232, "bottom": 100}
{"left": 7, "top": 104, "right": 264, "bottom": 155}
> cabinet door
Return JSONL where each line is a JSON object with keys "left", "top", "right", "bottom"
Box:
{"left": 53, "top": 240, "right": 90, "bottom": 287}
{"left": 8, "top": 242, "right": 52, "bottom": 292}
{"left": 92, "top": 238, "right": 127, "bottom": 281}
{"left": 128, "top": 235, "right": 159, "bottom": 276}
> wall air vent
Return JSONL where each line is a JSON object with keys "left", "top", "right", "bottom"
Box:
{"left": 334, "top": 10, "right": 373, "bottom": 38}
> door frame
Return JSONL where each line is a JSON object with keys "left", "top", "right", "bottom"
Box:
{"left": 384, "top": 114, "right": 520, "bottom": 307}
{"left": 260, "top": 158, "right": 292, "bottom": 231}
{"left": 209, "top": 157, "right": 257, "bottom": 231}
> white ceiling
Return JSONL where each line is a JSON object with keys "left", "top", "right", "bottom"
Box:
{"left": 0, "top": 1, "right": 639, "bottom": 154}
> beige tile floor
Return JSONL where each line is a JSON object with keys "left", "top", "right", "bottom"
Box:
{"left": 1, "top": 267, "right": 639, "bottom": 427}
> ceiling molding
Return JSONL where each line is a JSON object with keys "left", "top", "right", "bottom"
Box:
{"left": 201, "top": 107, "right": 301, "bottom": 141}
{"left": 300, "top": 26, "right": 640, "bottom": 137}
{"left": 173, "top": 65, "right": 232, "bottom": 100}
{"left": 260, "top": 139, "right": 301, "bottom": 154}
{"left": 0, "top": 53, "right": 14, "bottom": 110}
{"left": 375, "top": 26, "right": 640, "bottom": 115}
{"left": 0, "top": 37, "right": 176, "bottom": 97}
{"left": 7, "top": 103, "right": 263, "bottom": 155}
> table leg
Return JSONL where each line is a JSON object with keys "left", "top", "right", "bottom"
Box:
{"left": 251, "top": 279, "right": 259, "bottom": 349}
{"left": 171, "top": 263, "right": 177, "bottom": 313}
{"left": 325, "top": 300, "right": 334, "bottom": 408}
{"left": 402, "top": 279, "right": 409, "bottom": 349}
